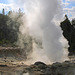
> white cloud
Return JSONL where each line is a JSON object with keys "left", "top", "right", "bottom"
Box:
{"left": 62, "top": 0, "right": 75, "bottom": 20}
{"left": 63, "top": 6, "right": 75, "bottom": 19}
{"left": 0, "top": 3, "right": 20, "bottom": 13}
{"left": 0, "top": 3, "right": 12, "bottom": 11}
{"left": 62, "top": 2, "right": 70, "bottom": 7}
{"left": 66, "top": 0, "right": 75, "bottom": 2}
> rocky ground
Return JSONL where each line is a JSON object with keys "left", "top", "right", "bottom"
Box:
{"left": 0, "top": 58, "right": 75, "bottom": 75}
{"left": 26, "top": 60, "right": 75, "bottom": 75}
{"left": 0, "top": 47, "right": 75, "bottom": 75}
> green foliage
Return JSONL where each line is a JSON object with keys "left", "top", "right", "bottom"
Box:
{"left": 0, "top": 9, "right": 23, "bottom": 46}
{"left": 0, "top": 39, "right": 10, "bottom": 44}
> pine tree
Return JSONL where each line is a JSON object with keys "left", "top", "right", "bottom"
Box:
{"left": 18, "top": 8, "right": 21, "bottom": 14}
{"left": 2, "top": 8, "right": 5, "bottom": 15}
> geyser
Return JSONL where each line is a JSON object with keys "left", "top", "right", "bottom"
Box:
{"left": 9, "top": 0, "right": 68, "bottom": 64}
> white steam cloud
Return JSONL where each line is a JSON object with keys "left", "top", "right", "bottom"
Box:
{"left": 8, "top": 0, "right": 68, "bottom": 64}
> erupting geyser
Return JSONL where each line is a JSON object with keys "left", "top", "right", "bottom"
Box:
{"left": 9, "top": 0, "right": 68, "bottom": 64}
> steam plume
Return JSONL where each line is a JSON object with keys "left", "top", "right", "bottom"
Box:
{"left": 8, "top": 0, "right": 68, "bottom": 64}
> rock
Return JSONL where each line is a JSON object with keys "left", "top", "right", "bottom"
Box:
{"left": 0, "top": 65, "right": 7, "bottom": 67}
{"left": 34, "top": 61, "right": 47, "bottom": 66}
{"left": 34, "top": 61, "right": 47, "bottom": 69}
{"left": 0, "top": 61, "right": 75, "bottom": 75}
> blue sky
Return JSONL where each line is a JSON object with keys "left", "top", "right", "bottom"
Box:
{"left": 0, "top": 0, "right": 9, "bottom": 4}
{"left": 62, "top": 0, "right": 75, "bottom": 19}
{"left": 0, "top": 0, "right": 75, "bottom": 19}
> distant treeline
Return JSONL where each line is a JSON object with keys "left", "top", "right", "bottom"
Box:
{"left": 0, "top": 8, "right": 23, "bottom": 46}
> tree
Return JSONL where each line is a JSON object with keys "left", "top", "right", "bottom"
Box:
{"left": 2, "top": 8, "right": 5, "bottom": 15}
{"left": 60, "top": 15, "right": 75, "bottom": 56}
{"left": 8, "top": 10, "right": 12, "bottom": 15}
{"left": 18, "top": 8, "right": 21, "bottom": 14}
{"left": 72, "top": 18, "right": 75, "bottom": 27}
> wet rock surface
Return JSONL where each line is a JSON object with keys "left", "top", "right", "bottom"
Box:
{"left": 26, "top": 61, "right": 75, "bottom": 75}
{"left": 0, "top": 46, "right": 27, "bottom": 60}
{"left": 0, "top": 47, "right": 75, "bottom": 75}
{"left": 0, "top": 61, "right": 75, "bottom": 75}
